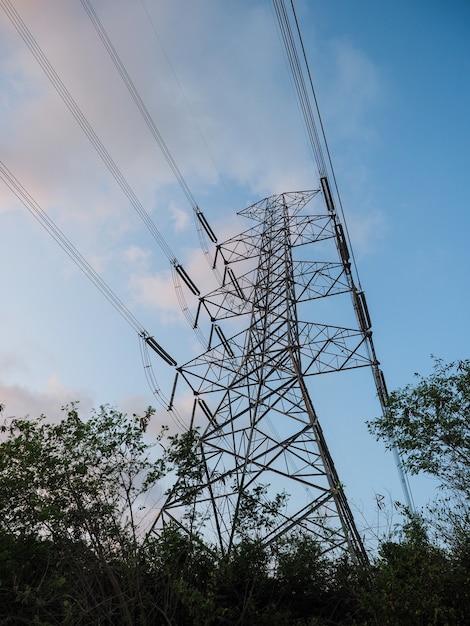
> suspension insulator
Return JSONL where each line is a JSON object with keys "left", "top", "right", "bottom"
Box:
{"left": 335, "top": 223, "right": 350, "bottom": 265}
{"left": 373, "top": 367, "right": 388, "bottom": 406}
{"left": 227, "top": 267, "right": 245, "bottom": 299}
{"left": 168, "top": 372, "right": 179, "bottom": 410}
{"left": 196, "top": 209, "right": 218, "bottom": 243}
{"left": 353, "top": 289, "right": 372, "bottom": 331}
{"left": 175, "top": 263, "right": 200, "bottom": 296}
{"left": 145, "top": 335, "right": 177, "bottom": 367}
{"left": 215, "top": 324, "right": 235, "bottom": 357}
{"left": 320, "top": 176, "right": 335, "bottom": 213}
{"left": 198, "top": 398, "right": 215, "bottom": 422}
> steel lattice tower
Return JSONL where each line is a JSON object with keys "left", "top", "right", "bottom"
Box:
{"left": 152, "top": 187, "right": 386, "bottom": 562}
{"left": 0, "top": 0, "right": 412, "bottom": 565}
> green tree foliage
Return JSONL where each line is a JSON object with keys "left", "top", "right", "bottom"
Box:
{"left": 1, "top": 397, "right": 470, "bottom": 624}
{"left": 368, "top": 358, "right": 470, "bottom": 498}
{"left": 364, "top": 358, "right": 470, "bottom": 624}
{"left": 0, "top": 404, "right": 167, "bottom": 625}
{"left": 355, "top": 517, "right": 470, "bottom": 625}
{"left": 0, "top": 404, "right": 165, "bottom": 543}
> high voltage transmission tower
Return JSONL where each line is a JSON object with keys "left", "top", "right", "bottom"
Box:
{"left": 151, "top": 188, "right": 377, "bottom": 562}
{"left": 143, "top": 0, "right": 415, "bottom": 564}
{"left": 1, "top": 0, "right": 412, "bottom": 563}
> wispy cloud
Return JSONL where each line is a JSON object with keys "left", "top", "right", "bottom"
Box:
{"left": 0, "top": 378, "right": 93, "bottom": 424}
{"left": 318, "top": 37, "right": 384, "bottom": 143}
{"left": 0, "top": 0, "right": 390, "bottom": 416}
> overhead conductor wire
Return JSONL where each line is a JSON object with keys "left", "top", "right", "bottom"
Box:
{"left": 78, "top": 0, "right": 244, "bottom": 380}
{"left": 138, "top": 0, "right": 232, "bottom": 267}
{"left": 80, "top": 0, "right": 224, "bottom": 283}
{"left": 0, "top": 0, "right": 176, "bottom": 263}
{"left": 272, "top": 0, "right": 414, "bottom": 511}
{"left": 0, "top": 0, "right": 210, "bottom": 350}
{"left": 0, "top": 161, "right": 189, "bottom": 428}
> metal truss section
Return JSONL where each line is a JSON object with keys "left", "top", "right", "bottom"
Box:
{"left": 178, "top": 322, "right": 373, "bottom": 396}
{"left": 200, "top": 259, "right": 351, "bottom": 321}
{"left": 158, "top": 190, "right": 371, "bottom": 563}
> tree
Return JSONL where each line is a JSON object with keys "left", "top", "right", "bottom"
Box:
{"left": 355, "top": 516, "right": 469, "bottom": 626}
{"left": 4, "top": 392, "right": 470, "bottom": 624}
{"left": 368, "top": 357, "right": 470, "bottom": 560}
{"left": 0, "top": 403, "right": 168, "bottom": 625}
{"left": 368, "top": 358, "right": 470, "bottom": 499}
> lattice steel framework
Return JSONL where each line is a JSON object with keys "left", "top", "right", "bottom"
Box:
{"left": 152, "top": 186, "right": 387, "bottom": 563}
{"left": 1, "top": 0, "right": 408, "bottom": 564}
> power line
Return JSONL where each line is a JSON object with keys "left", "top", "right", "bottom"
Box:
{"left": 0, "top": 161, "right": 180, "bottom": 387}
{"left": 273, "top": 0, "right": 363, "bottom": 287}
{"left": 139, "top": 0, "right": 235, "bottom": 211}
{"left": 1, "top": 0, "right": 176, "bottom": 265}
{"left": 80, "top": 0, "right": 224, "bottom": 285}
{"left": 0, "top": 159, "right": 195, "bottom": 429}
{"left": 1, "top": 0, "right": 214, "bottom": 347}
{"left": 272, "top": 0, "right": 414, "bottom": 512}
{"left": 0, "top": 162, "right": 141, "bottom": 335}
{"left": 80, "top": 0, "right": 197, "bottom": 211}
{"left": 272, "top": 0, "right": 327, "bottom": 176}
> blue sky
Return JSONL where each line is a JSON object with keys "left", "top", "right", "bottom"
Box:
{"left": 1, "top": 0, "right": 469, "bottom": 538}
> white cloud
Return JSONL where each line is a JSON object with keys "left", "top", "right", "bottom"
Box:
{"left": 0, "top": 0, "right": 391, "bottom": 419}
{"left": 319, "top": 37, "right": 384, "bottom": 143}
{"left": 169, "top": 202, "right": 190, "bottom": 233}
{"left": 129, "top": 268, "right": 183, "bottom": 321}
{"left": 123, "top": 244, "right": 151, "bottom": 266}
{"left": 0, "top": 379, "right": 93, "bottom": 424}
{"left": 127, "top": 242, "right": 218, "bottom": 322}
{"left": 347, "top": 209, "right": 387, "bottom": 259}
